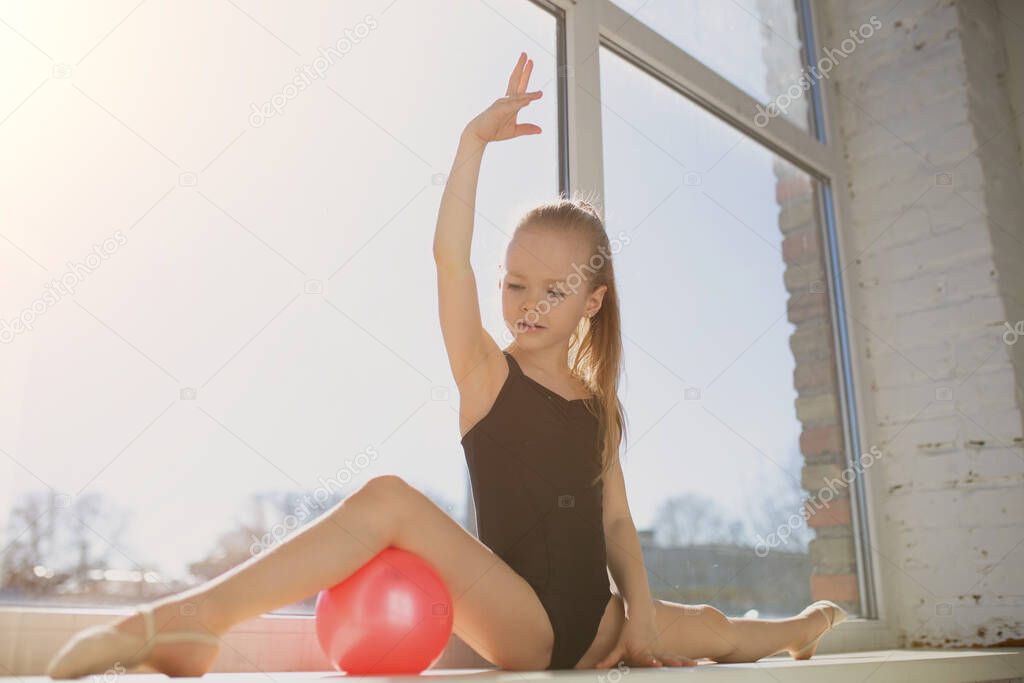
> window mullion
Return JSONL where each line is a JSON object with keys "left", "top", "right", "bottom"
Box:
{"left": 561, "top": 0, "right": 607, "bottom": 207}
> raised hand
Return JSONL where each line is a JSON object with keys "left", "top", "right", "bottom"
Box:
{"left": 464, "top": 52, "right": 543, "bottom": 144}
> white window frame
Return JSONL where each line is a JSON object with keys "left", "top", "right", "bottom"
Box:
{"left": 555, "top": 0, "right": 892, "bottom": 648}
{"left": 4, "top": 0, "right": 897, "bottom": 674}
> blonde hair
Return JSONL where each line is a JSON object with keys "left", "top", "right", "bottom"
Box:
{"left": 512, "top": 191, "right": 626, "bottom": 487}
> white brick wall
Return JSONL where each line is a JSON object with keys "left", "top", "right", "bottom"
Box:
{"left": 820, "top": 0, "right": 1024, "bottom": 648}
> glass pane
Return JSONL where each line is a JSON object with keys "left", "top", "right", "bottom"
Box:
{"left": 0, "top": 0, "right": 558, "bottom": 612}
{"left": 609, "top": 0, "right": 812, "bottom": 131}
{"left": 600, "top": 46, "right": 859, "bottom": 617}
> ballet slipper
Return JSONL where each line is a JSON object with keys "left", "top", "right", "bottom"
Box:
{"left": 46, "top": 604, "right": 221, "bottom": 679}
{"left": 791, "top": 599, "right": 848, "bottom": 660}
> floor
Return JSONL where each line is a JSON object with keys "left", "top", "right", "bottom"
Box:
{"left": 4, "top": 650, "right": 1023, "bottom": 682}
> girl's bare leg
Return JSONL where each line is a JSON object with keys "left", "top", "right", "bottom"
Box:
{"left": 653, "top": 600, "right": 834, "bottom": 663}
{"left": 66, "top": 475, "right": 558, "bottom": 675}
{"left": 577, "top": 596, "right": 834, "bottom": 668}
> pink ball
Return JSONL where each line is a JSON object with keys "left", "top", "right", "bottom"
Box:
{"left": 315, "top": 546, "right": 454, "bottom": 674}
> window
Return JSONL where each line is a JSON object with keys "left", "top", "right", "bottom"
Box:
{"left": 600, "top": 44, "right": 859, "bottom": 617}
{"left": 608, "top": 0, "right": 812, "bottom": 131}
{"left": 0, "top": 0, "right": 560, "bottom": 614}
{"left": 2, "top": 0, "right": 879, "bottom": 672}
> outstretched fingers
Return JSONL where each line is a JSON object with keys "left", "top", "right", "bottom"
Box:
{"left": 495, "top": 91, "right": 542, "bottom": 115}
{"left": 501, "top": 90, "right": 542, "bottom": 103}
{"left": 517, "top": 55, "right": 534, "bottom": 93}
{"left": 497, "top": 91, "right": 543, "bottom": 138}
{"left": 506, "top": 52, "right": 527, "bottom": 96}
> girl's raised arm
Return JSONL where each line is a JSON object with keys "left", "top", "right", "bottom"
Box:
{"left": 433, "top": 52, "right": 542, "bottom": 384}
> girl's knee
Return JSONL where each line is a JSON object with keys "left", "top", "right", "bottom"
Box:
{"left": 330, "top": 475, "right": 415, "bottom": 538}
{"left": 358, "top": 474, "right": 410, "bottom": 499}
{"left": 701, "top": 604, "right": 730, "bottom": 624}
{"left": 679, "top": 603, "right": 729, "bottom": 629}
{"left": 337, "top": 475, "right": 411, "bottom": 518}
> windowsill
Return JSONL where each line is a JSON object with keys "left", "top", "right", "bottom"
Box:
{"left": 0, "top": 606, "right": 935, "bottom": 677}
{"left": 3, "top": 646, "right": 1023, "bottom": 682}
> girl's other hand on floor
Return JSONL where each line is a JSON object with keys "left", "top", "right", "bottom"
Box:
{"left": 464, "top": 51, "right": 543, "bottom": 144}
{"left": 594, "top": 612, "right": 699, "bottom": 669}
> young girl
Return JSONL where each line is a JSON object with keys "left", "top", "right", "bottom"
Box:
{"left": 46, "top": 51, "right": 846, "bottom": 678}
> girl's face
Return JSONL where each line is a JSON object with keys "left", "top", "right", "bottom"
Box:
{"left": 500, "top": 226, "right": 606, "bottom": 347}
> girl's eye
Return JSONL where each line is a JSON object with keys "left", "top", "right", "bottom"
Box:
{"left": 506, "top": 283, "right": 565, "bottom": 298}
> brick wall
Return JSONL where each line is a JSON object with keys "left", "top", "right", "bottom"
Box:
{"left": 776, "top": 165, "right": 861, "bottom": 610}
{"left": 756, "top": 0, "right": 862, "bottom": 614}
{"left": 818, "top": 0, "right": 1024, "bottom": 648}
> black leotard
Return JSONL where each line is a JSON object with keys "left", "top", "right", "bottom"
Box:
{"left": 461, "top": 349, "right": 613, "bottom": 670}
